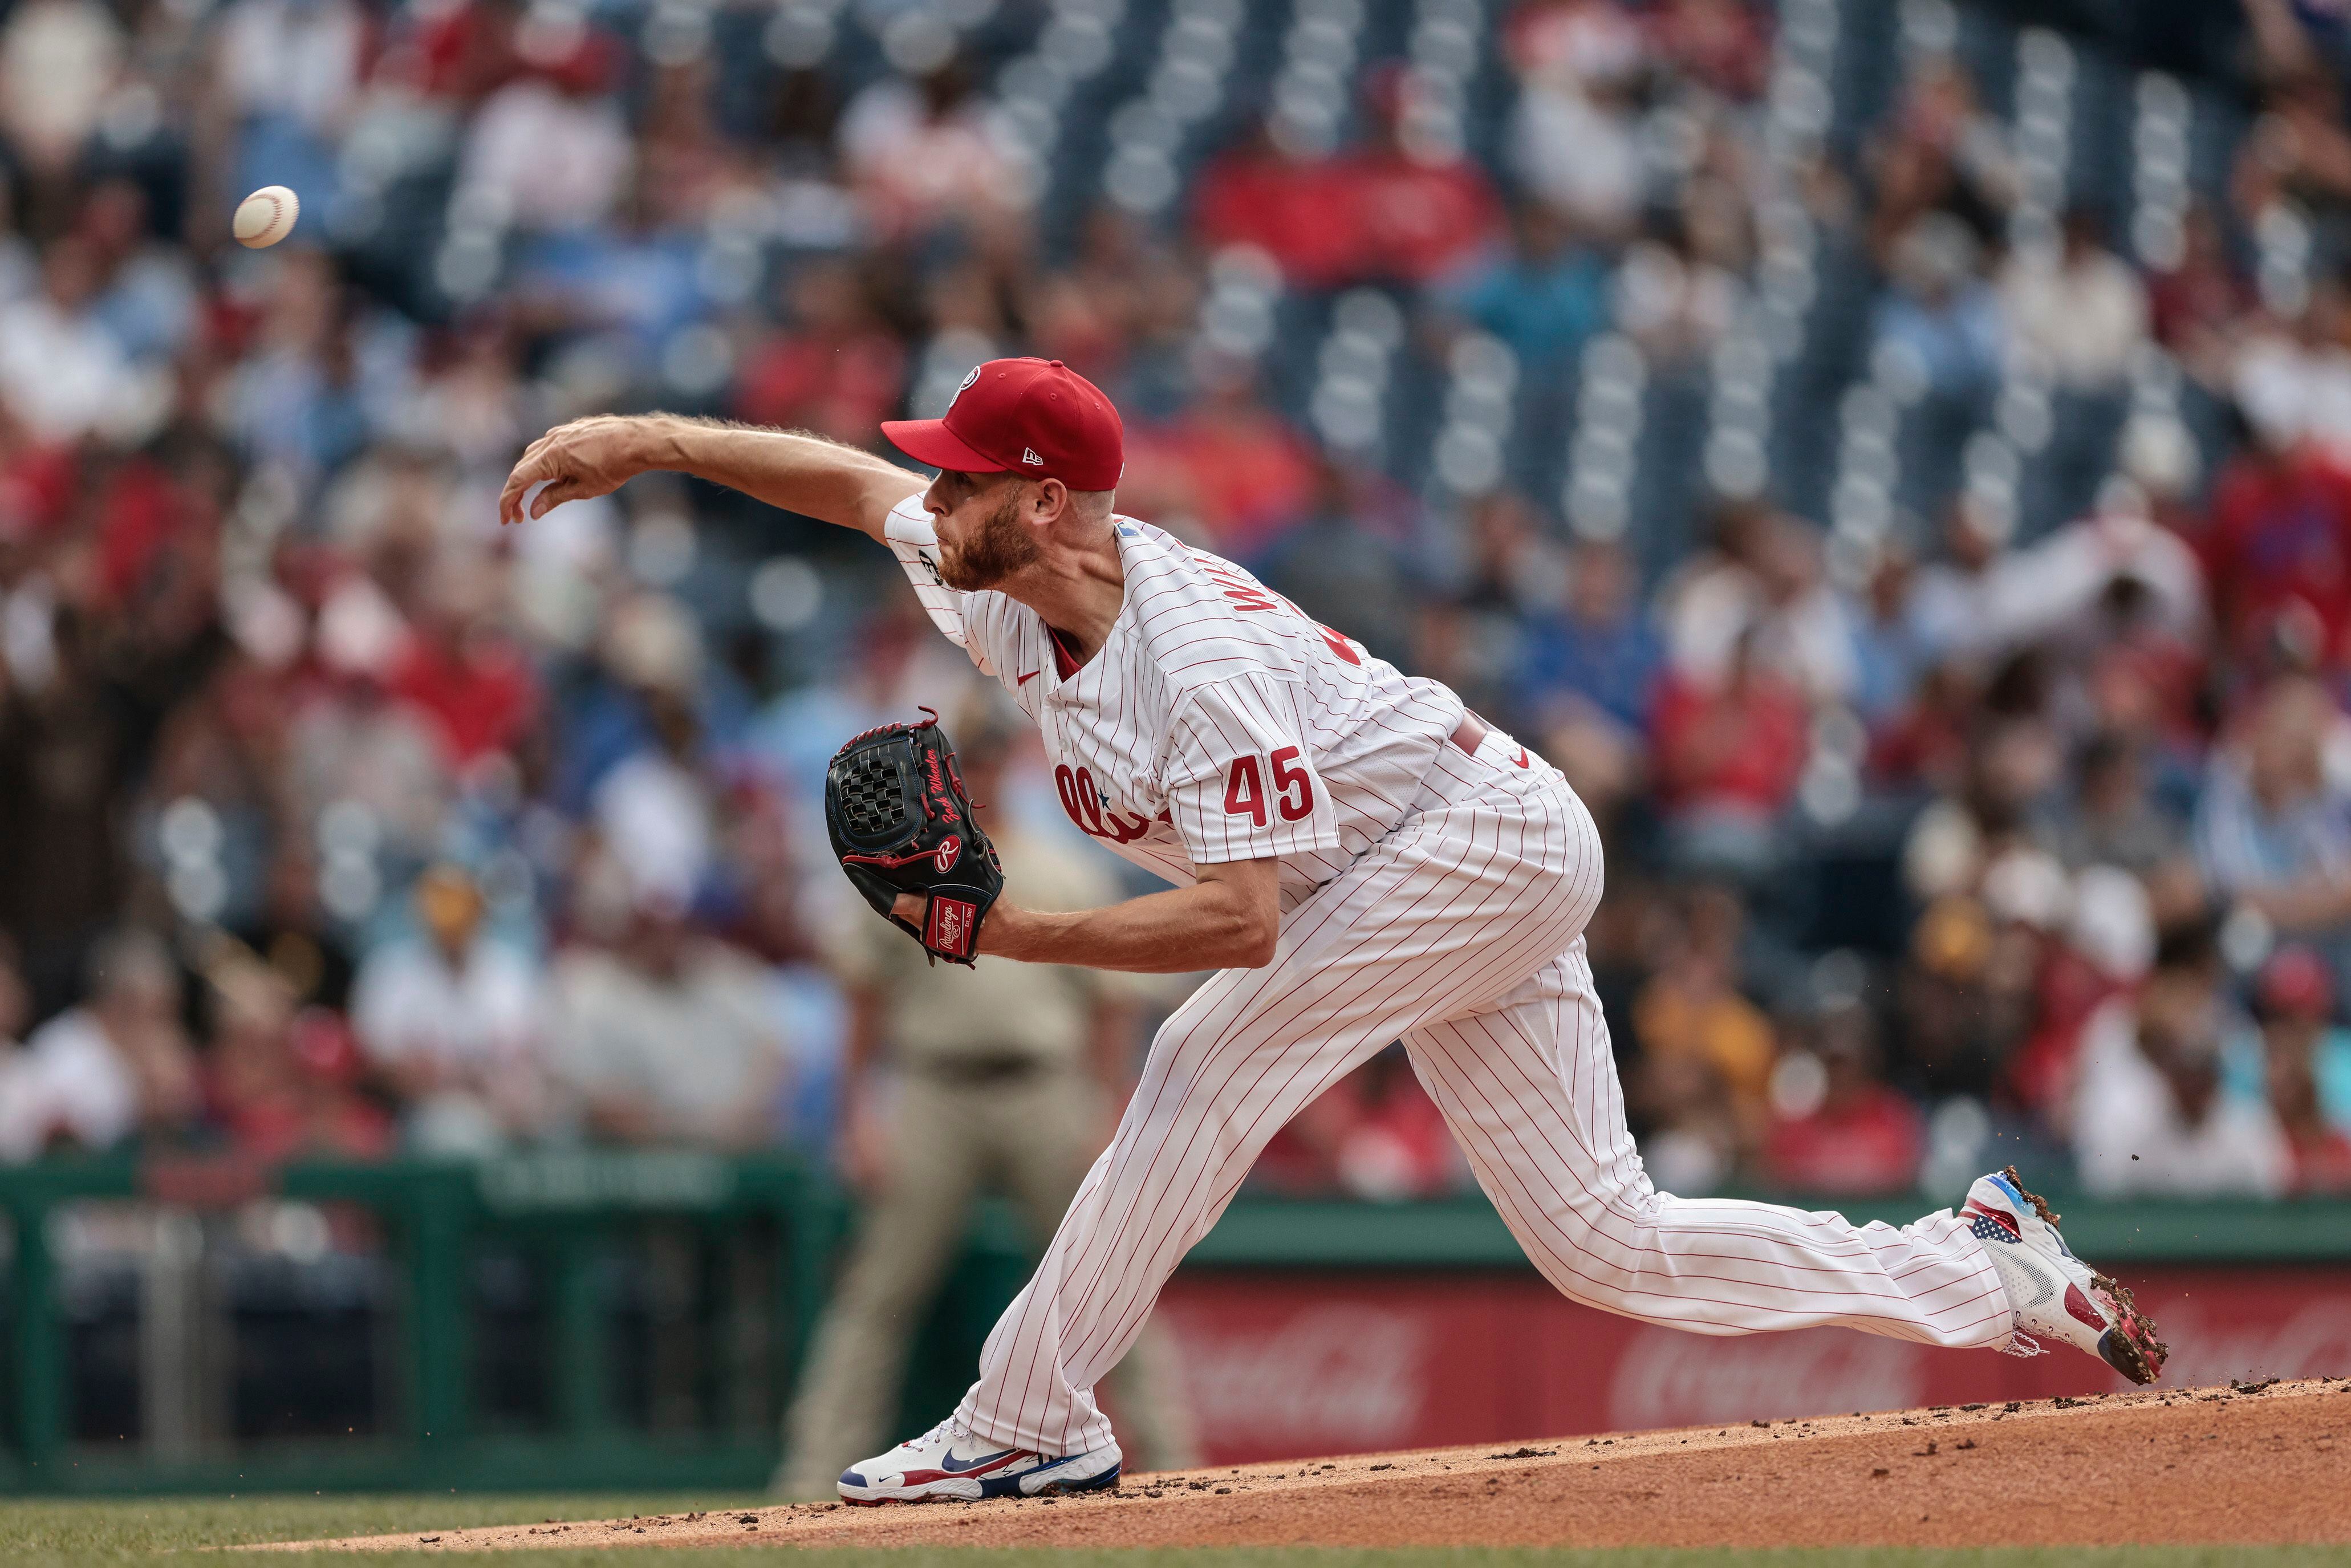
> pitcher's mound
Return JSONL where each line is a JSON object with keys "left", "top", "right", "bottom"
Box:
{"left": 281, "top": 1378, "right": 2351, "bottom": 1551}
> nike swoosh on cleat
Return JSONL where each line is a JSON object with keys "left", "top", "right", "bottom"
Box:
{"left": 2064, "top": 1283, "right": 2106, "bottom": 1331}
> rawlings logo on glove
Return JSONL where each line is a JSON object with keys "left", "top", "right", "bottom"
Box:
{"left": 826, "top": 709, "right": 1004, "bottom": 965}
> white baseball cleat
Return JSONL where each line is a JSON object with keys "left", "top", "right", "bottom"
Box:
{"left": 1960, "top": 1165, "right": 2169, "bottom": 1385}
{"left": 837, "top": 1415, "right": 1122, "bottom": 1505}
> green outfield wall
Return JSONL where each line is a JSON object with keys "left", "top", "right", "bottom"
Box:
{"left": 1, "top": 1153, "right": 2344, "bottom": 1494}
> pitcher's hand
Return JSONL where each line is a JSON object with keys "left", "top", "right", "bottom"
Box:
{"left": 500, "top": 415, "right": 659, "bottom": 525}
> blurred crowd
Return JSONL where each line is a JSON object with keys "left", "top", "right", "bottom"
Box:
{"left": 4, "top": 0, "right": 2351, "bottom": 1208}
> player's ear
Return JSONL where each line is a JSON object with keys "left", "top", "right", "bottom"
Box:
{"left": 1034, "top": 477, "right": 1069, "bottom": 525}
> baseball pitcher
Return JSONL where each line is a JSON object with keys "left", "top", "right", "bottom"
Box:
{"left": 501, "top": 357, "right": 2167, "bottom": 1505}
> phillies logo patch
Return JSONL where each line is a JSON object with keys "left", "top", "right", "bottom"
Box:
{"left": 948, "top": 365, "right": 981, "bottom": 409}
{"left": 927, "top": 896, "right": 977, "bottom": 957}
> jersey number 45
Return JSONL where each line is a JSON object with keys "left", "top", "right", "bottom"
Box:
{"left": 1223, "top": 746, "right": 1315, "bottom": 827}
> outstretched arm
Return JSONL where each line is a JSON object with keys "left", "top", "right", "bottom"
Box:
{"left": 498, "top": 415, "right": 924, "bottom": 539}
{"left": 891, "top": 858, "right": 1281, "bottom": 973}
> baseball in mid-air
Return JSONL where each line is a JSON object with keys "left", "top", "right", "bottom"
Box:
{"left": 232, "top": 185, "right": 299, "bottom": 249}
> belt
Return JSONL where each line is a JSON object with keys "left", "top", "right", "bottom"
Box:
{"left": 1450, "top": 712, "right": 1488, "bottom": 755}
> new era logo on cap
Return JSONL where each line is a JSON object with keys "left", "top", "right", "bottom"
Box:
{"left": 882, "top": 359, "right": 1124, "bottom": 492}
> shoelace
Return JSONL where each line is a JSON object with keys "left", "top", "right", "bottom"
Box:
{"left": 910, "top": 1416, "right": 975, "bottom": 1451}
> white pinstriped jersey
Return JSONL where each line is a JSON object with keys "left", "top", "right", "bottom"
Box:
{"left": 883, "top": 496, "right": 1468, "bottom": 905}
{"left": 871, "top": 500, "right": 2019, "bottom": 1464}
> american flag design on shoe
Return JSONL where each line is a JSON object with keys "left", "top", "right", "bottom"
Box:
{"left": 1962, "top": 1167, "right": 2169, "bottom": 1385}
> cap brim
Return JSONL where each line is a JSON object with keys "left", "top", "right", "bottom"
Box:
{"left": 881, "top": 418, "right": 1006, "bottom": 475}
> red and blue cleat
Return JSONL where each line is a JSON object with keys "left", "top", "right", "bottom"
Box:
{"left": 1962, "top": 1166, "right": 2169, "bottom": 1385}
{"left": 838, "top": 1416, "right": 1122, "bottom": 1505}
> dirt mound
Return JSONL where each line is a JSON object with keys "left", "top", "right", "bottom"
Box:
{"left": 282, "top": 1378, "right": 2351, "bottom": 1551}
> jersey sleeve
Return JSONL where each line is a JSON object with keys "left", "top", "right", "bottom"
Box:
{"left": 881, "top": 495, "right": 994, "bottom": 676}
{"left": 1162, "top": 675, "right": 1341, "bottom": 864}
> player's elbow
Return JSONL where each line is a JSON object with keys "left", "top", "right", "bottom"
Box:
{"left": 1212, "top": 895, "right": 1281, "bottom": 968}
{"left": 1229, "top": 925, "right": 1279, "bottom": 969}
{"left": 1197, "top": 859, "right": 1281, "bottom": 968}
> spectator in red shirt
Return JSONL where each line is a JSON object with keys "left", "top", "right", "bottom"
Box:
{"left": 0, "top": 403, "right": 78, "bottom": 538}
{"left": 1338, "top": 65, "right": 1507, "bottom": 287}
{"left": 1191, "top": 73, "right": 1504, "bottom": 290}
{"left": 1120, "top": 361, "right": 1319, "bottom": 558}
{"left": 206, "top": 962, "right": 393, "bottom": 1163}
{"left": 1761, "top": 995, "right": 1926, "bottom": 1197}
{"left": 2199, "top": 426, "right": 2351, "bottom": 669}
{"left": 1649, "top": 623, "right": 1809, "bottom": 875}
{"left": 88, "top": 433, "right": 238, "bottom": 621}
{"left": 1867, "top": 659, "right": 1979, "bottom": 796}
{"left": 1191, "top": 119, "right": 1363, "bottom": 287}
{"left": 733, "top": 258, "right": 907, "bottom": 448}
{"left": 396, "top": 0, "right": 522, "bottom": 106}
{"left": 386, "top": 551, "right": 538, "bottom": 771}
{"left": 1647, "top": 0, "right": 1772, "bottom": 103}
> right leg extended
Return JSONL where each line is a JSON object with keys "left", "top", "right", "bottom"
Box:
{"left": 1403, "top": 944, "right": 2013, "bottom": 1347}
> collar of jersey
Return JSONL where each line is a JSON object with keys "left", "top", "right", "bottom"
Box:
{"left": 1041, "top": 518, "right": 1144, "bottom": 705}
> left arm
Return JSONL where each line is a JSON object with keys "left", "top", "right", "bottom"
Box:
{"left": 893, "top": 858, "right": 1280, "bottom": 974}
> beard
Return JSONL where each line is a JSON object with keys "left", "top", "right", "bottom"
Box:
{"left": 936, "top": 490, "right": 1041, "bottom": 590}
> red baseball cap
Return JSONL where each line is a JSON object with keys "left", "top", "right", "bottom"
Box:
{"left": 883, "top": 357, "right": 1124, "bottom": 491}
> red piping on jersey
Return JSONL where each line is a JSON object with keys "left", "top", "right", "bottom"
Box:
{"left": 1047, "top": 626, "right": 1085, "bottom": 680}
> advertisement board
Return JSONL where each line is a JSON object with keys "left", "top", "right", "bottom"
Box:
{"left": 1151, "top": 1268, "right": 2351, "bottom": 1463}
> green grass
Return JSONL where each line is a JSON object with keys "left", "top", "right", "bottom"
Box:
{"left": 0, "top": 1498, "right": 2345, "bottom": 1568}
{"left": 0, "top": 1494, "right": 749, "bottom": 1560}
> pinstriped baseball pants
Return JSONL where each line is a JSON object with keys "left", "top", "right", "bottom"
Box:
{"left": 953, "top": 731, "right": 2011, "bottom": 1457}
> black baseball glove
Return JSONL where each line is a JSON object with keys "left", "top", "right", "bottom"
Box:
{"left": 825, "top": 709, "right": 1004, "bottom": 965}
